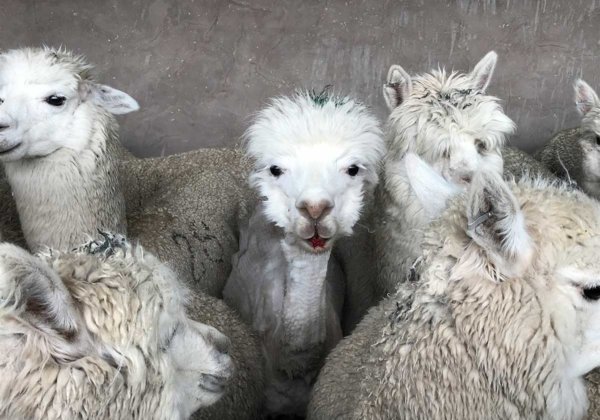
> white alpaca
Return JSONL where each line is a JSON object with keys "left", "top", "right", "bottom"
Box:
{"left": 375, "top": 51, "right": 516, "bottom": 296}
{"left": 223, "top": 91, "right": 384, "bottom": 416}
{"left": 538, "top": 79, "right": 600, "bottom": 199}
{"left": 308, "top": 154, "right": 600, "bottom": 419}
{"left": 0, "top": 47, "right": 136, "bottom": 252}
{"left": 0, "top": 47, "right": 265, "bottom": 419}
{"left": 0, "top": 234, "right": 233, "bottom": 419}
{"left": 0, "top": 46, "right": 254, "bottom": 298}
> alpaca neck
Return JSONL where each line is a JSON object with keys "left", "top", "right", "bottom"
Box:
{"left": 280, "top": 238, "right": 331, "bottom": 353}
{"left": 3, "top": 111, "right": 126, "bottom": 251}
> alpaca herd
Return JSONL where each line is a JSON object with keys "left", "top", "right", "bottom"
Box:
{"left": 1, "top": 46, "right": 600, "bottom": 419}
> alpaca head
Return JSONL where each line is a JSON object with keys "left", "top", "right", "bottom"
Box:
{"left": 573, "top": 79, "right": 600, "bottom": 182}
{"left": 0, "top": 239, "right": 233, "bottom": 419}
{"left": 0, "top": 47, "right": 138, "bottom": 161}
{"left": 383, "top": 51, "right": 515, "bottom": 185}
{"left": 245, "top": 89, "right": 384, "bottom": 253}
{"left": 408, "top": 153, "right": 600, "bottom": 402}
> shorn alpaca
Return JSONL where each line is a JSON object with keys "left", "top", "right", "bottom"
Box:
{"left": 375, "top": 51, "right": 516, "bottom": 296}
{"left": 223, "top": 91, "right": 384, "bottom": 416}
{"left": 308, "top": 154, "right": 600, "bottom": 419}
{"left": 0, "top": 235, "right": 233, "bottom": 419}
{"left": 0, "top": 47, "right": 264, "bottom": 420}
{"left": 538, "top": 79, "right": 600, "bottom": 199}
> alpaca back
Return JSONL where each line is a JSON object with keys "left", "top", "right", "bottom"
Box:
{"left": 537, "top": 127, "right": 586, "bottom": 187}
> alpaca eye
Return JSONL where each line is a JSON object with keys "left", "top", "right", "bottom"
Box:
{"left": 45, "top": 95, "right": 66, "bottom": 106}
{"left": 269, "top": 165, "right": 282, "bottom": 177}
{"left": 347, "top": 165, "right": 360, "bottom": 176}
{"left": 595, "top": 135, "right": 600, "bottom": 146}
{"left": 475, "top": 139, "right": 487, "bottom": 153}
{"left": 0, "top": 98, "right": 4, "bottom": 105}
{"left": 583, "top": 285, "right": 600, "bottom": 301}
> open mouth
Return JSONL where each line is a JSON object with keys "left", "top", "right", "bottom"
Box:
{"left": 0, "top": 143, "right": 21, "bottom": 155}
{"left": 308, "top": 233, "right": 328, "bottom": 250}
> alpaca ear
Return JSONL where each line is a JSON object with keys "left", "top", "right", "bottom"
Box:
{"left": 0, "top": 244, "right": 79, "bottom": 341}
{"left": 404, "top": 153, "right": 461, "bottom": 221}
{"left": 383, "top": 64, "right": 412, "bottom": 110}
{"left": 80, "top": 81, "right": 140, "bottom": 114}
{"left": 574, "top": 79, "right": 599, "bottom": 116}
{"left": 465, "top": 170, "right": 533, "bottom": 277}
{"left": 468, "top": 51, "right": 497, "bottom": 93}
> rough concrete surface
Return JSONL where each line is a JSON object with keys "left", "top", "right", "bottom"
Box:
{"left": 0, "top": 0, "right": 597, "bottom": 156}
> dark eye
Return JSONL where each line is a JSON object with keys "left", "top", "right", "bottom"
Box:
{"left": 583, "top": 285, "right": 600, "bottom": 301}
{"left": 269, "top": 165, "right": 282, "bottom": 177}
{"left": 595, "top": 135, "right": 600, "bottom": 146}
{"left": 475, "top": 139, "right": 487, "bottom": 153}
{"left": 347, "top": 164, "right": 360, "bottom": 176}
{"left": 0, "top": 98, "right": 4, "bottom": 105}
{"left": 45, "top": 95, "right": 66, "bottom": 106}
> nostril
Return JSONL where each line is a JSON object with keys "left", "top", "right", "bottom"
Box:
{"left": 0, "top": 124, "right": 9, "bottom": 131}
{"left": 461, "top": 175, "right": 472, "bottom": 183}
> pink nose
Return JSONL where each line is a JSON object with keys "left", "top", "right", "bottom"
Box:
{"left": 298, "top": 200, "right": 334, "bottom": 220}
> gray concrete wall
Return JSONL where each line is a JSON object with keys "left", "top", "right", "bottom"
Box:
{"left": 0, "top": 0, "right": 597, "bottom": 156}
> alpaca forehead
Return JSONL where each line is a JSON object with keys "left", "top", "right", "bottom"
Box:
{"left": 413, "top": 70, "right": 472, "bottom": 93}
{"left": 281, "top": 141, "right": 361, "bottom": 165}
{"left": 398, "top": 100, "right": 510, "bottom": 151}
{"left": 0, "top": 52, "right": 80, "bottom": 91}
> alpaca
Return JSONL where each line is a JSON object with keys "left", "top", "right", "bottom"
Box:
{"left": 0, "top": 47, "right": 264, "bottom": 420}
{"left": 0, "top": 46, "right": 253, "bottom": 297}
{"left": 538, "top": 79, "right": 600, "bottom": 199}
{"left": 374, "top": 51, "right": 516, "bottom": 297}
{"left": 308, "top": 153, "right": 600, "bottom": 419}
{"left": 0, "top": 234, "right": 233, "bottom": 419}
{"left": 223, "top": 91, "right": 384, "bottom": 416}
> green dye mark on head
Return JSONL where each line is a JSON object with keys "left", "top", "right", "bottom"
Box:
{"left": 307, "top": 85, "right": 347, "bottom": 107}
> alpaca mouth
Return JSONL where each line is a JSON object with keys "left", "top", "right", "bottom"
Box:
{"left": 308, "top": 233, "right": 328, "bottom": 250}
{"left": 0, "top": 142, "right": 21, "bottom": 155}
{"left": 198, "top": 373, "right": 229, "bottom": 394}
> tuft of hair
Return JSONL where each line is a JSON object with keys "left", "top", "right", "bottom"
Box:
{"left": 244, "top": 89, "right": 384, "bottom": 187}
{"left": 307, "top": 85, "right": 348, "bottom": 108}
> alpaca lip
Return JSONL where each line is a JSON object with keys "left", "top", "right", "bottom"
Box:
{"left": 0, "top": 142, "right": 20, "bottom": 155}
{"left": 198, "top": 373, "right": 228, "bottom": 393}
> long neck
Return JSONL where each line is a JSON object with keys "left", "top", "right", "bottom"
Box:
{"left": 3, "top": 112, "right": 126, "bottom": 252}
{"left": 280, "top": 238, "right": 331, "bottom": 352}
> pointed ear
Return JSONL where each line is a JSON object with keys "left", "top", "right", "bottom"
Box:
{"left": 468, "top": 51, "right": 497, "bottom": 93}
{"left": 404, "top": 153, "right": 461, "bottom": 221}
{"left": 574, "top": 79, "right": 599, "bottom": 116}
{"left": 383, "top": 64, "right": 412, "bottom": 110}
{"left": 80, "top": 81, "right": 139, "bottom": 115}
{"left": 464, "top": 171, "right": 533, "bottom": 278}
{"left": 0, "top": 244, "right": 80, "bottom": 342}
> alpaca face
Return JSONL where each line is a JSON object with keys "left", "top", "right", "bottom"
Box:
{"left": 408, "top": 153, "right": 600, "bottom": 396}
{"left": 0, "top": 240, "right": 232, "bottom": 419}
{"left": 245, "top": 92, "right": 384, "bottom": 253}
{"left": 574, "top": 80, "right": 600, "bottom": 184}
{"left": 0, "top": 47, "right": 138, "bottom": 162}
{"left": 383, "top": 51, "right": 514, "bottom": 186}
